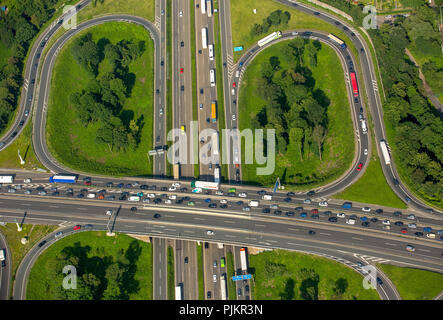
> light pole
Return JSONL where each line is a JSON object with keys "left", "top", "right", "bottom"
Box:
{"left": 18, "top": 149, "right": 25, "bottom": 165}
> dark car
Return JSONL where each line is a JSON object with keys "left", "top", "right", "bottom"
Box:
{"left": 394, "top": 221, "right": 404, "bottom": 226}
{"left": 160, "top": 60, "right": 164, "bottom": 66}
{"left": 283, "top": 197, "right": 292, "bottom": 202}
{"left": 200, "top": 88, "right": 204, "bottom": 94}
{"left": 361, "top": 221, "right": 370, "bottom": 227}
{"left": 414, "top": 232, "right": 424, "bottom": 237}
{"left": 153, "top": 198, "right": 162, "bottom": 204}
{"left": 370, "top": 217, "right": 378, "bottom": 223}
{"left": 11, "top": 131, "right": 17, "bottom": 138}
{"left": 220, "top": 204, "right": 228, "bottom": 209}
{"left": 375, "top": 209, "right": 383, "bottom": 214}
{"left": 308, "top": 230, "right": 316, "bottom": 235}
{"left": 207, "top": 291, "right": 211, "bottom": 299}
{"left": 38, "top": 240, "right": 47, "bottom": 247}
{"left": 262, "top": 208, "right": 270, "bottom": 214}
{"left": 153, "top": 213, "right": 161, "bottom": 219}
{"left": 245, "top": 285, "right": 250, "bottom": 293}
{"left": 180, "top": 187, "right": 188, "bottom": 192}
{"left": 286, "top": 211, "right": 295, "bottom": 217}
{"left": 311, "top": 214, "right": 319, "bottom": 219}
{"left": 180, "top": 85, "right": 184, "bottom": 91}
{"left": 335, "top": 21, "right": 340, "bottom": 25}
{"left": 19, "top": 120, "right": 24, "bottom": 126}
{"left": 180, "top": 41, "right": 184, "bottom": 47}
{"left": 393, "top": 211, "right": 402, "bottom": 217}
{"left": 314, "top": 11, "right": 320, "bottom": 15}
{"left": 392, "top": 179, "right": 399, "bottom": 186}
{"left": 77, "top": 193, "right": 85, "bottom": 198}
{"left": 105, "top": 195, "right": 115, "bottom": 201}
{"left": 140, "top": 184, "right": 148, "bottom": 190}
{"left": 184, "top": 256, "right": 188, "bottom": 264}
{"left": 208, "top": 203, "right": 217, "bottom": 208}
{"left": 237, "top": 288, "right": 242, "bottom": 296}
{"left": 106, "top": 182, "right": 114, "bottom": 187}
{"left": 274, "top": 210, "right": 282, "bottom": 215}
{"left": 257, "top": 190, "right": 266, "bottom": 195}
{"left": 117, "top": 183, "right": 124, "bottom": 188}
{"left": 182, "top": 196, "right": 190, "bottom": 201}
{"left": 236, "top": 201, "right": 244, "bottom": 206}
{"left": 287, "top": 192, "right": 295, "bottom": 196}
{"left": 130, "top": 207, "right": 137, "bottom": 212}
{"left": 376, "top": 277, "right": 383, "bottom": 285}
{"left": 328, "top": 217, "right": 338, "bottom": 222}
{"left": 160, "top": 186, "right": 167, "bottom": 191}
{"left": 175, "top": 199, "right": 183, "bottom": 204}
{"left": 307, "top": 190, "right": 315, "bottom": 197}
{"left": 125, "top": 183, "right": 132, "bottom": 188}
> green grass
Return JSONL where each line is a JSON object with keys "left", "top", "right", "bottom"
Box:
{"left": 166, "top": 0, "right": 173, "bottom": 178}
{"left": 46, "top": 22, "right": 154, "bottom": 177}
{"left": 77, "top": 0, "right": 155, "bottom": 23}
{"left": 26, "top": 231, "right": 153, "bottom": 300}
{"left": 167, "top": 245, "right": 175, "bottom": 300}
{"left": 377, "top": 264, "right": 443, "bottom": 300}
{"left": 0, "top": 119, "right": 46, "bottom": 170}
{"left": 0, "top": 223, "right": 58, "bottom": 297}
{"left": 196, "top": 242, "right": 204, "bottom": 299}
{"left": 239, "top": 40, "right": 354, "bottom": 189}
{"left": 0, "top": 40, "right": 11, "bottom": 68}
{"left": 226, "top": 251, "right": 236, "bottom": 300}
{"left": 230, "top": 0, "right": 359, "bottom": 63}
{"left": 249, "top": 249, "right": 380, "bottom": 300}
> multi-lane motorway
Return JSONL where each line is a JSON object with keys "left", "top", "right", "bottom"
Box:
{"left": 0, "top": 0, "right": 442, "bottom": 301}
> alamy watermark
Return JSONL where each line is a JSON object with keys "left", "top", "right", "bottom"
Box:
{"left": 164, "top": 122, "right": 276, "bottom": 176}
{"left": 361, "top": 264, "right": 378, "bottom": 290}
{"left": 62, "top": 265, "right": 77, "bottom": 290}
{"left": 62, "top": 5, "right": 77, "bottom": 30}
{"left": 362, "top": 5, "right": 377, "bottom": 30}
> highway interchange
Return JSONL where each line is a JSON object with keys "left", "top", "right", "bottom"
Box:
{"left": 0, "top": 0, "right": 442, "bottom": 301}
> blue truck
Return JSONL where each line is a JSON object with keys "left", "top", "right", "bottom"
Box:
{"left": 342, "top": 202, "right": 352, "bottom": 209}
{"left": 49, "top": 175, "right": 77, "bottom": 184}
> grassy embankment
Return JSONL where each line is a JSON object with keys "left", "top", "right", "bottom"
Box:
{"left": 239, "top": 40, "right": 354, "bottom": 189}
{"left": 46, "top": 22, "right": 154, "bottom": 176}
{"left": 27, "top": 231, "right": 153, "bottom": 300}
{"left": 167, "top": 245, "right": 175, "bottom": 300}
{"left": 249, "top": 249, "right": 380, "bottom": 300}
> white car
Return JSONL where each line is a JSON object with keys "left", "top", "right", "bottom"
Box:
{"left": 231, "top": 88, "right": 235, "bottom": 95}
{"left": 169, "top": 186, "right": 177, "bottom": 191}
{"left": 213, "top": 274, "right": 217, "bottom": 282}
{"left": 216, "top": 190, "right": 224, "bottom": 195}
{"left": 169, "top": 194, "right": 177, "bottom": 200}
{"left": 179, "top": 10, "right": 183, "bottom": 17}
{"left": 206, "top": 230, "right": 214, "bottom": 235}
{"left": 426, "top": 233, "right": 436, "bottom": 239}
{"left": 346, "top": 219, "right": 355, "bottom": 225}
{"left": 220, "top": 199, "right": 227, "bottom": 204}
{"left": 303, "top": 199, "right": 312, "bottom": 204}
{"left": 147, "top": 193, "right": 156, "bottom": 198}
{"left": 407, "top": 223, "right": 417, "bottom": 229}
{"left": 24, "top": 178, "right": 32, "bottom": 183}
{"left": 337, "top": 213, "right": 346, "bottom": 218}
{"left": 318, "top": 201, "right": 328, "bottom": 207}
{"left": 165, "top": 199, "right": 172, "bottom": 204}
{"left": 362, "top": 207, "right": 371, "bottom": 212}
{"left": 232, "top": 114, "right": 236, "bottom": 121}
{"left": 238, "top": 192, "right": 247, "bottom": 198}
{"left": 173, "top": 182, "right": 181, "bottom": 187}
{"left": 407, "top": 214, "right": 415, "bottom": 220}
{"left": 382, "top": 219, "right": 390, "bottom": 225}
{"left": 142, "top": 198, "right": 150, "bottom": 203}
{"left": 383, "top": 225, "right": 391, "bottom": 230}
{"left": 364, "top": 148, "right": 368, "bottom": 155}
{"left": 87, "top": 193, "right": 96, "bottom": 199}
{"left": 105, "top": 210, "right": 113, "bottom": 216}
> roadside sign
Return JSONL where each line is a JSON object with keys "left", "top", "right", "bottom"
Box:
{"left": 273, "top": 177, "right": 280, "bottom": 193}
{"left": 231, "top": 274, "right": 252, "bottom": 281}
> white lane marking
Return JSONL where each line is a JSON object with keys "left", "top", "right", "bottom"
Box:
{"left": 288, "top": 228, "right": 299, "bottom": 231}
{"left": 184, "top": 230, "right": 194, "bottom": 233}
{"left": 255, "top": 224, "right": 265, "bottom": 227}
{"left": 164, "top": 228, "right": 176, "bottom": 232}
{"left": 225, "top": 235, "right": 236, "bottom": 238}
{"left": 77, "top": 208, "right": 87, "bottom": 210}
{"left": 418, "top": 248, "right": 430, "bottom": 252}
{"left": 49, "top": 205, "right": 59, "bottom": 208}
{"left": 320, "top": 232, "right": 331, "bottom": 236}
{"left": 20, "top": 204, "right": 31, "bottom": 206}
{"left": 352, "top": 237, "right": 363, "bottom": 241}
{"left": 224, "top": 220, "right": 235, "bottom": 223}
{"left": 384, "top": 243, "right": 397, "bottom": 246}
{"left": 193, "top": 217, "right": 205, "bottom": 220}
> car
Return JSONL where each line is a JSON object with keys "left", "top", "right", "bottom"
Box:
{"left": 283, "top": 197, "right": 292, "bottom": 203}
{"left": 376, "top": 277, "right": 383, "bottom": 285}
{"left": 404, "top": 196, "right": 411, "bottom": 202}
{"left": 328, "top": 217, "right": 338, "bottom": 223}
{"left": 392, "top": 179, "right": 400, "bottom": 186}
{"left": 414, "top": 232, "right": 424, "bottom": 237}
{"left": 360, "top": 216, "right": 368, "bottom": 222}
{"left": 364, "top": 148, "right": 368, "bottom": 155}
{"left": 426, "top": 232, "right": 436, "bottom": 239}
{"left": 336, "top": 212, "right": 345, "bottom": 218}
{"left": 237, "top": 288, "right": 242, "bottom": 296}
{"left": 303, "top": 199, "right": 312, "bottom": 204}
{"left": 308, "top": 230, "right": 316, "bottom": 235}
{"left": 382, "top": 225, "right": 390, "bottom": 230}
{"left": 370, "top": 217, "right": 378, "bottom": 223}
{"left": 207, "top": 291, "right": 211, "bottom": 299}
{"left": 356, "top": 262, "right": 364, "bottom": 268}
{"left": 238, "top": 192, "right": 247, "bottom": 198}
{"left": 28, "top": 94, "right": 33, "bottom": 102}
{"left": 269, "top": 204, "right": 278, "bottom": 210}
{"left": 130, "top": 207, "right": 137, "bottom": 212}
{"left": 245, "top": 285, "right": 250, "bottom": 293}
{"left": 24, "top": 109, "right": 29, "bottom": 117}
{"left": 232, "top": 82, "right": 236, "bottom": 88}
{"left": 423, "top": 227, "right": 432, "bottom": 233}
{"left": 51, "top": 191, "right": 60, "bottom": 196}
{"left": 180, "top": 41, "right": 184, "bottom": 47}
{"left": 38, "top": 190, "right": 46, "bottom": 195}
{"left": 208, "top": 203, "right": 217, "bottom": 208}
{"left": 55, "top": 231, "right": 63, "bottom": 239}
{"left": 212, "top": 274, "right": 217, "bottom": 282}
{"left": 243, "top": 206, "right": 251, "bottom": 212}
{"left": 77, "top": 193, "right": 85, "bottom": 198}
{"left": 362, "top": 207, "right": 371, "bottom": 212}
{"left": 311, "top": 214, "right": 319, "bottom": 219}
{"left": 19, "top": 120, "right": 25, "bottom": 126}
{"left": 31, "top": 79, "right": 35, "bottom": 85}
{"left": 184, "top": 256, "right": 189, "bottom": 264}
{"left": 394, "top": 221, "right": 404, "bottom": 226}
{"left": 232, "top": 114, "right": 236, "bottom": 121}
{"left": 206, "top": 230, "right": 214, "bottom": 235}
{"left": 323, "top": 211, "right": 332, "bottom": 216}
{"left": 405, "top": 245, "right": 415, "bottom": 252}
{"left": 220, "top": 204, "right": 227, "bottom": 209}
{"left": 117, "top": 183, "right": 124, "bottom": 188}
{"left": 38, "top": 240, "right": 47, "bottom": 247}
{"left": 73, "top": 225, "right": 81, "bottom": 231}
{"left": 262, "top": 208, "right": 270, "bottom": 214}
{"left": 200, "top": 88, "right": 204, "bottom": 94}
{"left": 357, "top": 163, "right": 363, "bottom": 171}
{"left": 393, "top": 211, "right": 402, "bottom": 217}
{"left": 314, "top": 11, "right": 320, "bottom": 15}
{"left": 375, "top": 209, "right": 383, "bottom": 214}
{"left": 24, "top": 189, "right": 32, "bottom": 195}
{"left": 407, "top": 214, "right": 415, "bottom": 220}
{"left": 231, "top": 88, "right": 235, "bottom": 95}
{"left": 319, "top": 201, "right": 328, "bottom": 207}
{"left": 287, "top": 192, "right": 295, "bottom": 197}
{"left": 161, "top": 9, "right": 165, "bottom": 15}
{"left": 311, "top": 209, "right": 318, "bottom": 214}
{"left": 213, "top": 260, "right": 217, "bottom": 268}
{"left": 273, "top": 210, "right": 282, "bottom": 216}
{"left": 105, "top": 210, "right": 113, "bottom": 216}
{"left": 407, "top": 223, "right": 416, "bottom": 229}
{"left": 105, "top": 195, "right": 115, "bottom": 201}
{"left": 286, "top": 211, "right": 295, "bottom": 217}
{"left": 361, "top": 221, "right": 370, "bottom": 227}
{"left": 153, "top": 213, "right": 161, "bottom": 219}
{"left": 400, "top": 228, "right": 408, "bottom": 234}
{"left": 360, "top": 48, "right": 364, "bottom": 52}
{"left": 295, "top": 207, "right": 303, "bottom": 212}
{"left": 180, "top": 67, "right": 183, "bottom": 73}
{"left": 11, "top": 131, "right": 17, "bottom": 138}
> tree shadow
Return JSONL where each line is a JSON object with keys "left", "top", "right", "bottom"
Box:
{"left": 279, "top": 277, "right": 295, "bottom": 300}
{"left": 120, "top": 109, "right": 134, "bottom": 127}
{"left": 333, "top": 278, "right": 348, "bottom": 296}
{"left": 97, "top": 37, "right": 111, "bottom": 63}
{"left": 120, "top": 240, "right": 143, "bottom": 297}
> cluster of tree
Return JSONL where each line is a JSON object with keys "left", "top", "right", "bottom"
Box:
{"left": 46, "top": 240, "right": 143, "bottom": 300}
{"left": 314, "top": 0, "right": 365, "bottom": 25}
{"left": 69, "top": 33, "right": 145, "bottom": 152}
{"left": 250, "top": 9, "right": 290, "bottom": 38}
{"left": 250, "top": 39, "right": 329, "bottom": 160}
{"left": 369, "top": 6, "right": 443, "bottom": 203}
{"left": 0, "top": 0, "right": 60, "bottom": 133}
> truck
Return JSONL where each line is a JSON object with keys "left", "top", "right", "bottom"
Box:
{"left": 249, "top": 200, "right": 259, "bottom": 207}
{"left": 208, "top": 44, "right": 214, "bottom": 60}
{"left": 49, "top": 175, "right": 77, "bottom": 183}
{"left": 350, "top": 72, "right": 359, "bottom": 97}
{"left": 214, "top": 167, "right": 220, "bottom": 183}
{"left": 342, "top": 202, "right": 352, "bottom": 209}
{"left": 233, "top": 46, "right": 244, "bottom": 52}
{"left": 173, "top": 164, "right": 180, "bottom": 179}
{"left": 262, "top": 194, "right": 272, "bottom": 200}
{"left": 206, "top": 0, "right": 212, "bottom": 17}
{"left": 211, "top": 101, "right": 217, "bottom": 122}
{"left": 191, "top": 180, "right": 219, "bottom": 190}
{"left": 0, "top": 175, "right": 14, "bottom": 184}
{"left": 327, "top": 33, "right": 347, "bottom": 49}
{"left": 217, "top": 243, "right": 224, "bottom": 249}
{"left": 200, "top": 0, "right": 206, "bottom": 14}
{"left": 0, "top": 248, "right": 5, "bottom": 261}
{"left": 220, "top": 274, "right": 227, "bottom": 300}
{"left": 212, "top": 132, "right": 219, "bottom": 155}
{"left": 380, "top": 140, "right": 391, "bottom": 165}
{"left": 128, "top": 195, "right": 140, "bottom": 202}
{"left": 257, "top": 31, "right": 282, "bottom": 47}
{"left": 209, "top": 68, "right": 215, "bottom": 87}
{"left": 360, "top": 119, "right": 367, "bottom": 134}
{"left": 240, "top": 247, "right": 248, "bottom": 274}
{"left": 175, "top": 284, "right": 183, "bottom": 300}
{"left": 202, "top": 27, "right": 208, "bottom": 49}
